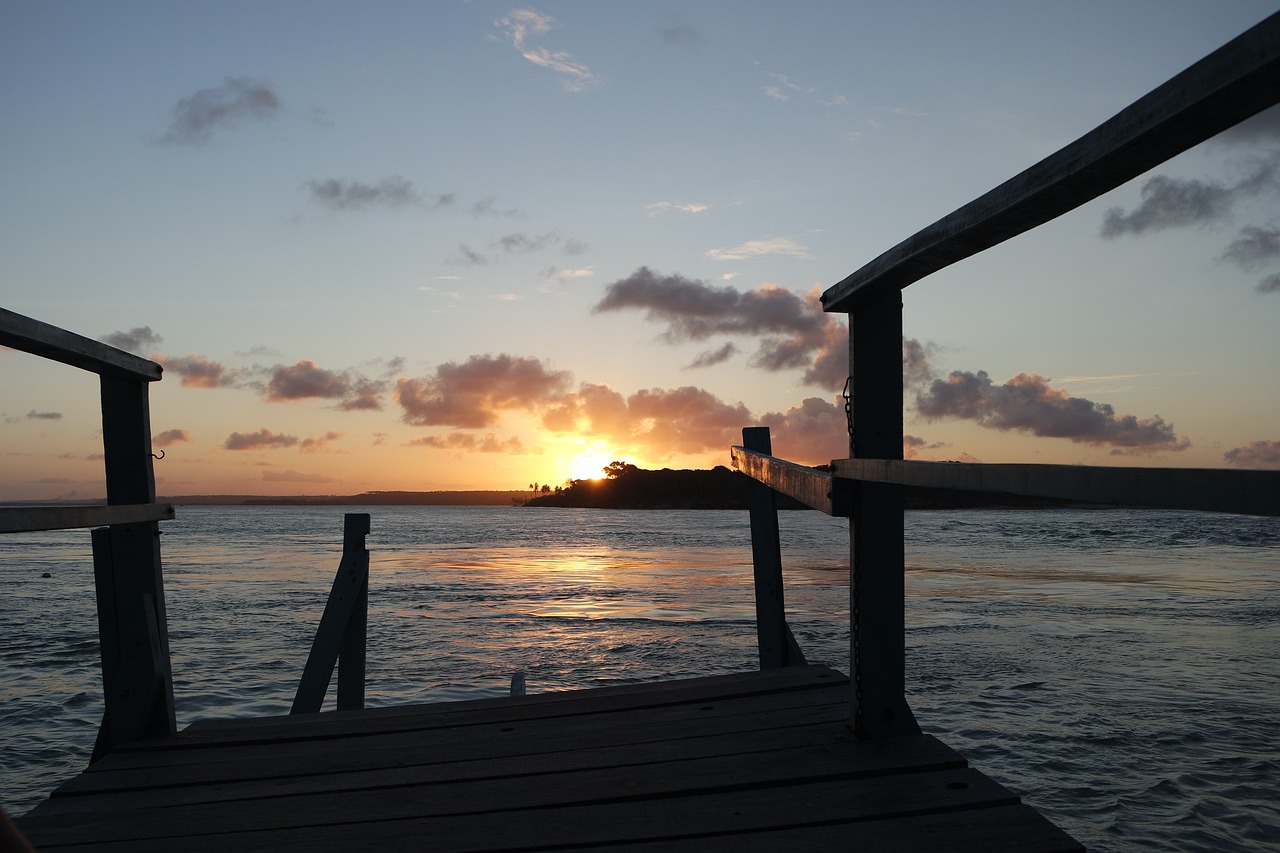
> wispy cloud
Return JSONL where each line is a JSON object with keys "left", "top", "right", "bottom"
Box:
{"left": 101, "top": 326, "right": 162, "bottom": 354}
{"left": 407, "top": 433, "right": 526, "bottom": 453}
{"left": 305, "top": 177, "right": 453, "bottom": 211}
{"left": 1101, "top": 118, "right": 1280, "bottom": 294}
{"left": 157, "top": 77, "right": 279, "bottom": 145}
{"left": 495, "top": 8, "right": 601, "bottom": 92}
{"left": 705, "top": 236, "right": 812, "bottom": 261}
{"left": 454, "top": 231, "right": 585, "bottom": 266}
{"left": 659, "top": 25, "right": 702, "bottom": 46}
{"left": 262, "top": 469, "right": 342, "bottom": 483}
{"left": 647, "top": 201, "right": 711, "bottom": 217}
{"left": 26, "top": 410, "right": 62, "bottom": 421}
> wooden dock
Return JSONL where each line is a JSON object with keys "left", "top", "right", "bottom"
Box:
{"left": 16, "top": 666, "right": 1080, "bottom": 852}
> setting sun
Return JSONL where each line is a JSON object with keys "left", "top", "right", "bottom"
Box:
{"left": 566, "top": 449, "right": 616, "bottom": 482}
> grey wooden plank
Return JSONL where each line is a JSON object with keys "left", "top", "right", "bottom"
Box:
{"left": 0, "top": 306, "right": 162, "bottom": 381}
{"left": 59, "top": 685, "right": 851, "bottom": 787}
{"left": 833, "top": 458, "right": 1280, "bottom": 517}
{"left": 731, "top": 444, "right": 850, "bottom": 516}
{"left": 0, "top": 503, "right": 174, "bottom": 534}
{"left": 163, "top": 665, "right": 847, "bottom": 743}
{"left": 19, "top": 766, "right": 1016, "bottom": 848}
{"left": 33, "top": 727, "right": 964, "bottom": 814}
{"left": 569, "top": 803, "right": 1084, "bottom": 853}
{"left": 822, "top": 12, "right": 1280, "bottom": 312}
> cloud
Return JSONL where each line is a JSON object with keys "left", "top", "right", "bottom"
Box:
{"left": 592, "top": 267, "right": 845, "bottom": 389}
{"left": 903, "top": 434, "right": 948, "bottom": 460}
{"left": 1220, "top": 225, "right": 1280, "bottom": 268}
{"left": 27, "top": 410, "right": 62, "bottom": 420}
{"left": 647, "top": 201, "right": 711, "bottom": 217}
{"left": 454, "top": 231, "right": 585, "bottom": 266}
{"left": 300, "top": 431, "right": 344, "bottom": 452}
{"left": 1223, "top": 439, "right": 1280, "bottom": 469}
{"left": 224, "top": 429, "right": 299, "bottom": 451}
{"left": 265, "top": 360, "right": 386, "bottom": 410}
{"left": 625, "top": 386, "right": 752, "bottom": 454}
{"left": 660, "top": 25, "right": 702, "bottom": 45}
{"left": 1258, "top": 273, "right": 1280, "bottom": 294}
{"left": 158, "top": 77, "right": 279, "bottom": 145}
{"left": 540, "top": 382, "right": 752, "bottom": 457}
{"left": 1100, "top": 149, "right": 1280, "bottom": 242}
{"left": 705, "top": 236, "right": 812, "bottom": 261}
{"left": 101, "top": 326, "right": 162, "bottom": 354}
{"left": 407, "top": 433, "right": 525, "bottom": 453}
{"left": 162, "top": 353, "right": 239, "bottom": 388}
{"left": 153, "top": 429, "right": 192, "bottom": 447}
{"left": 685, "top": 343, "right": 738, "bottom": 369}
{"left": 262, "top": 469, "right": 342, "bottom": 484}
{"left": 305, "top": 177, "right": 451, "bottom": 211}
{"left": 759, "top": 396, "right": 848, "bottom": 464}
{"left": 915, "top": 370, "right": 1190, "bottom": 453}
{"left": 471, "top": 196, "right": 523, "bottom": 217}
{"left": 495, "top": 8, "right": 601, "bottom": 92}
{"left": 395, "top": 354, "right": 573, "bottom": 428}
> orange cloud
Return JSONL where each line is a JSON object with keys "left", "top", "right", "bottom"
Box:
{"left": 1224, "top": 440, "right": 1280, "bottom": 469}
{"left": 224, "top": 429, "right": 299, "bottom": 450}
{"left": 395, "top": 354, "right": 572, "bottom": 428}
{"left": 153, "top": 429, "right": 192, "bottom": 447}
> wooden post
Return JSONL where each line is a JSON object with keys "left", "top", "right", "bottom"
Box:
{"left": 293, "top": 513, "right": 371, "bottom": 714}
{"left": 848, "top": 296, "right": 919, "bottom": 738}
{"left": 743, "top": 427, "right": 806, "bottom": 669}
{"left": 91, "top": 375, "right": 176, "bottom": 759}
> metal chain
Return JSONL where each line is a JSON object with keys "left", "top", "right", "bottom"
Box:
{"left": 843, "top": 376, "right": 863, "bottom": 733}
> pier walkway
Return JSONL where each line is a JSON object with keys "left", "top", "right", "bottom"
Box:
{"left": 16, "top": 665, "right": 1080, "bottom": 852}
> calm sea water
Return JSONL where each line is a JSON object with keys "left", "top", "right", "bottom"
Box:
{"left": 2, "top": 505, "right": 1278, "bottom": 851}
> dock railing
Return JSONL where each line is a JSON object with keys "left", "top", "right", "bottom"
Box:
{"left": 733, "top": 11, "right": 1280, "bottom": 739}
{"left": 0, "top": 307, "right": 177, "bottom": 759}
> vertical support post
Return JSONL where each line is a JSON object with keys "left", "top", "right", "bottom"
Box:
{"left": 293, "top": 513, "right": 370, "bottom": 714}
{"left": 336, "top": 514, "right": 370, "bottom": 711}
{"left": 92, "top": 374, "right": 176, "bottom": 759}
{"left": 743, "top": 427, "right": 806, "bottom": 669}
{"left": 848, "top": 296, "right": 919, "bottom": 738}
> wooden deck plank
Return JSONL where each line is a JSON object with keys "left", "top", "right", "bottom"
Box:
{"left": 73, "top": 670, "right": 848, "bottom": 775}
{"left": 570, "top": 804, "right": 1084, "bottom": 853}
{"left": 52, "top": 684, "right": 850, "bottom": 792}
{"left": 17, "top": 668, "right": 1080, "bottom": 851}
{"left": 170, "top": 664, "right": 844, "bottom": 741}
{"left": 22, "top": 767, "right": 1016, "bottom": 849}
{"left": 34, "top": 726, "right": 964, "bottom": 814}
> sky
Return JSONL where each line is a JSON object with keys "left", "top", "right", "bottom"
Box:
{"left": 2, "top": 1, "right": 1279, "bottom": 501}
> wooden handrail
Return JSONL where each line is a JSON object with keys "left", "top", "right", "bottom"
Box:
{"left": 832, "top": 459, "right": 1280, "bottom": 518}
{"left": 0, "top": 504, "right": 175, "bottom": 534}
{"left": 821, "top": 11, "right": 1280, "bottom": 312}
{"left": 1, "top": 307, "right": 162, "bottom": 381}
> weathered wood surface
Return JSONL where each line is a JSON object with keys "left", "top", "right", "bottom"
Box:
{"left": 0, "top": 503, "right": 174, "bottom": 534}
{"left": 741, "top": 427, "right": 807, "bottom": 668}
{"left": 18, "top": 666, "right": 1082, "bottom": 852}
{"left": 730, "top": 445, "right": 850, "bottom": 516}
{"left": 292, "top": 513, "right": 371, "bottom": 714}
{"left": 0, "top": 306, "right": 162, "bottom": 380}
{"left": 833, "top": 459, "right": 1280, "bottom": 518}
{"left": 822, "top": 11, "right": 1280, "bottom": 312}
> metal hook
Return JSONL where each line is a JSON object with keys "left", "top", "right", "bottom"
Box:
{"left": 152, "top": 449, "right": 165, "bottom": 460}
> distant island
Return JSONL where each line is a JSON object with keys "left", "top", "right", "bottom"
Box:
{"left": 522, "top": 462, "right": 1086, "bottom": 510}
{"left": 159, "top": 490, "right": 529, "bottom": 507}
